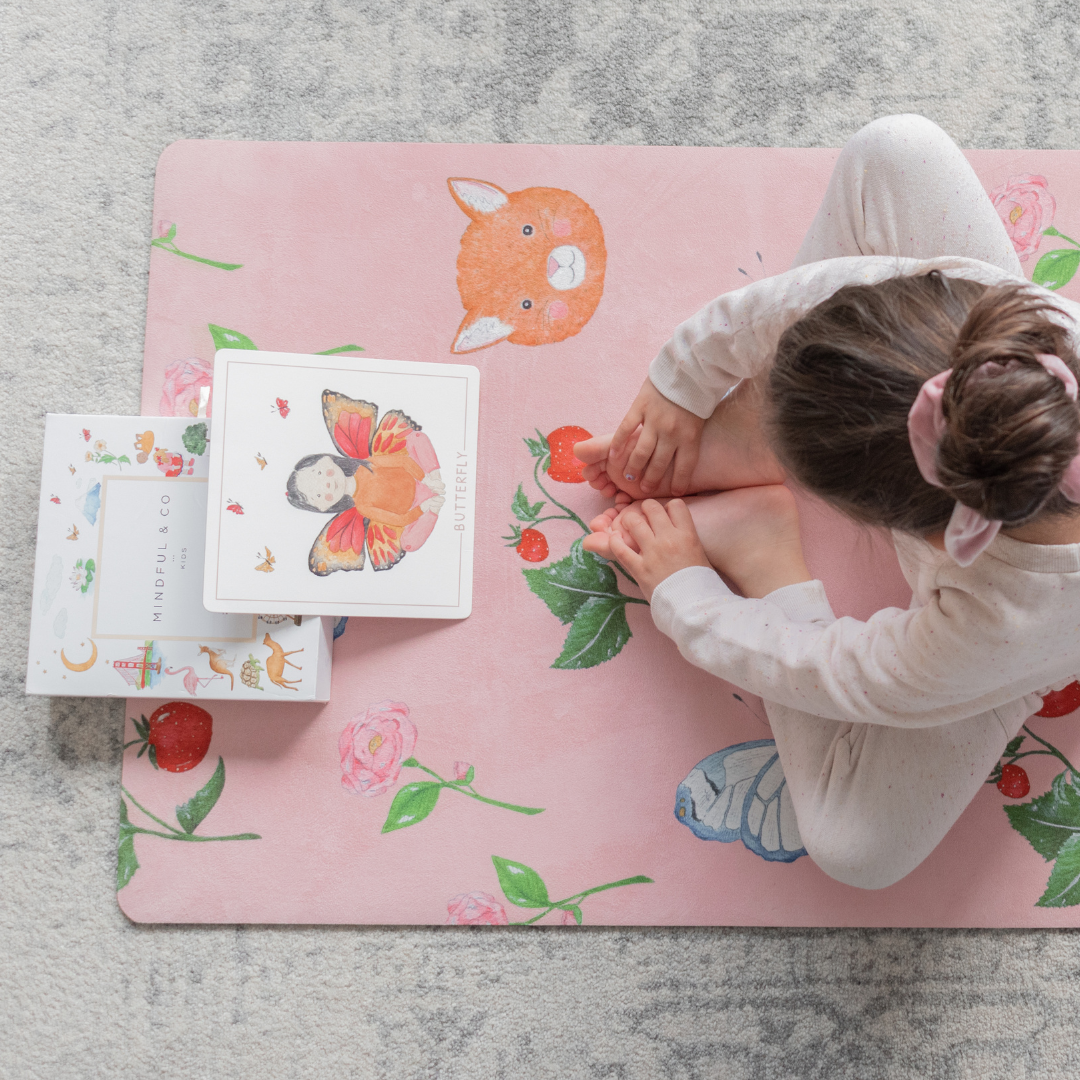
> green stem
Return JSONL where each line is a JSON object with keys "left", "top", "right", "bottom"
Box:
{"left": 405, "top": 763, "right": 544, "bottom": 815}
{"left": 1044, "top": 226, "right": 1080, "bottom": 249}
{"left": 1022, "top": 724, "right": 1080, "bottom": 778}
{"left": 128, "top": 826, "right": 261, "bottom": 842}
{"left": 316, "top": 345, "right": 365, "bottom": 355}
{"left": 509, "top": 875, "right": 654, "bottom": 924}
{"left": 533, "top": 457, "right": 589, "bottom": 532}
{"left": 150, "top": 238, "right": 243, "bottom": 270}
{"left": 531, "top": 513, "right": 579, "bottom": 526}
{"left": 121, "top": 787, "right": 186, "bottom": 835}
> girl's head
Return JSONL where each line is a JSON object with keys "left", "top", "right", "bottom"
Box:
{"left": 286, "top": 454, "right": 365, "bottom": 515}
{"left": 768, "top": 274, "right": 1080, "bottom": 534}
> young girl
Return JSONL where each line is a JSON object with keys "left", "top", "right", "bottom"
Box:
{"left": 578, "top": 114, "right": 1080, "bottom": 890}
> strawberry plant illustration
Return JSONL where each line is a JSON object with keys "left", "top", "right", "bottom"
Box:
{"left": 125, "top": 702, "right": 213, "bottom": 772}
{"left": 987, "top": 684, "right": 1080, "bottom": 907}
{"left": 117, "top": 757, "right": 261, "bottom": 890}
{"left": 339, "top": 701, "right": 545, "bottom": 832}
{"left": 446, "top": 856, "right": 653, "bottom": 926}
{"left": 504, "top": 427, "right": 647, "bottom": 669}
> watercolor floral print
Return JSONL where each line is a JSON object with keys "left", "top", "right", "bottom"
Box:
{"left": 339, "top": 702, "right": 544, "bottom": 832}
{"left": 151, "top": 222, "right": 243, "bottom": 271}
{"left": 505, "top": 427, "right": 646, "bottom": 669}
{"left": 991, "top": 173, "right": 1080, "bottom": 292}
{"left": 446, "top": 856, "right": 653, "bottom": 926}
{"left": 159, "top": 325, "right": 365, "bottom": 419}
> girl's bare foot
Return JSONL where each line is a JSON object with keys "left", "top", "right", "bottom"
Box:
{"left": 584, "top": 486, "right": 809, "bottom": 597}
{"left": 575, "top": 380, "right": 784, "bottom": 501}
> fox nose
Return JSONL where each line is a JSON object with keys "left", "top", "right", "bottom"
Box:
{"left": 546, "top": 245, "right": 586, "bottom": 290}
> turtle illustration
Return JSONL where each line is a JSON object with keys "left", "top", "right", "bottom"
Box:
{"left": 240, "top": 654, "right": 264, "bottom": 691}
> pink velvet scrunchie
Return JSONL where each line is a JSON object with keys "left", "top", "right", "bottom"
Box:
{"left": 907, "top": 354, "right": 1080, "bottom": 566}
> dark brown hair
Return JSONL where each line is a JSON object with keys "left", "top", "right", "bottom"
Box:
{"left": 768, "top": 273, "right": 1080, "bottom": 533}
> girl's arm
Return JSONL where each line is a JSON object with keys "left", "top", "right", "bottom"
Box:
{"left": 355, "top": 504, "right": 424, "bottom": 529}
{"left": 646, "top": 255, "right": 1023, "bottom": 419}
{"left": 650, "top": 569, "right": 1044, "bottom": 729}
{"left": 371, "top": 454, "right": 425, "bottom": 480}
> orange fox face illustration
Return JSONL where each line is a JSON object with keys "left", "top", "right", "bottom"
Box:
{"left": 448, "top": 178, "right": 607, "bottom": 353}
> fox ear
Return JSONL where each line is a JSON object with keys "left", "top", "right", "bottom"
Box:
{"left": 448, "top": 178, "right": 509, "bottom": 218}
{"left": 452, "top": 313, "right": 514, "bottom": 353}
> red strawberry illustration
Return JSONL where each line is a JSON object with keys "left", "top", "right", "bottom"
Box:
{"left": 546, "top": 425, "right": 592, "bottom": 483}
{"left": 128, "top": 702, "right": 213, "bottom": 772}
{"left": 516, "top": 528, "right": 549, "bottom": 562}
{"left": 997, "top": 763, "right": 1030, "bottom": 799}
{"left": 1036, "top": 681, "right": 1080, "bottom": 717}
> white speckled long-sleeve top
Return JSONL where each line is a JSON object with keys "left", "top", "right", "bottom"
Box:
{"left": 647, "top": 255, "right": 1080, "bottom": 728}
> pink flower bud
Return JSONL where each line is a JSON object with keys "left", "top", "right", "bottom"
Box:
{"left": 453, "top": 760, "right": 471, "bottom": 781}
{"left": 156, "top": 220, "right": 174, "bottom": 238}
{"left": 560, "top": 908, "right": 578, "bottom": 926}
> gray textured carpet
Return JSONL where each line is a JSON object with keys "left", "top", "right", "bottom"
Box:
{"left": 5, "top": 2, "right": 1080, "bottom": 1077}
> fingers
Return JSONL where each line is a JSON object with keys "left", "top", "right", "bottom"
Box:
{"left": 622, "top": 425, "right": 658, "bottom": 483}
{"left": 638, "top": 433, "right": 674, "bottom": 493}
{"left": 665, "top": 498, "right": 697, "bottom": 533}
{"left": 669, "top": 443, "right": 698, "bottom": 498}
{"left": 618, "top": 505, "right": 656, "bottom": 549}
{"left": 611, "top": 401, "right": 645, "bottom": 458}
{"left": 581, "top": 532, "right": 612, "bottom": 558}
{"left": 608, "top": 530, "right": 645, "bottom": 577}
{"left": 588, "top": 508, "right": 619, "bottom": 532}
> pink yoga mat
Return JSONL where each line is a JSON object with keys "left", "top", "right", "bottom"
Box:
{"left": 118, "top": 140, "right": 1080, "bottom": 926}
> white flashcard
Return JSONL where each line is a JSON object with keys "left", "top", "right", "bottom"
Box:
{"left": 203, "top": 351, "right": 479, "bottom": 619}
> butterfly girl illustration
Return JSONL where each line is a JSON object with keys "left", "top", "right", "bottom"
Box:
{"left": 286, "top": 390, "right": 446, "bottom": 575}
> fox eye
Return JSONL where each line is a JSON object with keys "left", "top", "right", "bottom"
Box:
{"left": 522, "top": 224, "right": 534, "bottom": 236}
{"left": 521, "top": 299, "right": 532, "bottom": 309}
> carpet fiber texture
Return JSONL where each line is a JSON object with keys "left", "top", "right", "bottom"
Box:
{"left": 5, "top": 2, "right": 1080, "bottom": 1077}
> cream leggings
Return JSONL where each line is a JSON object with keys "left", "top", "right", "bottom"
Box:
{"left": 766, "top": 114, "right": 1026, "bottom": 890}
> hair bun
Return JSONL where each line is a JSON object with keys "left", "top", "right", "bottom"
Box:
{"left": 936, "top": 286, "right": 1080, "bottom": 524}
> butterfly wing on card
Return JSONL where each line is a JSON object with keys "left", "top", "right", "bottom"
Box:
{"left": 363, "top": 410, "right": 423, "bottom": 571}
{"left": 674, "top": 740, "right": 806, "bottom": 863}
{"left": 322, "top": 390, "right": 378, "bottom": 459}
{"left": 255, "top": 547, "right": 276, "bottom": 573}
{"left": 309, "top": 507, "right": 368, "bottom": 576}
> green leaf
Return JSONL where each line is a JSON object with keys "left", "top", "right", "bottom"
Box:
{"left": 1038, "top": 833, "right": 1080, "bottom": 907}
{"left": 524, "top": 430, "right": 550, "bottom": 458}
{"left": 117, "top": 799, "right": 139, "bottom": 890}
{"left": 560, "top": 903, "right": 583, "bottom": 925}
{"left": 401, "top": 757, "right": 419, "bottom": 768}
{"left": 1004, "top": 735, "right": 1025, "bottom": 758}
{"left": 492, "top": 856, "right": 550, "bottom": 908}
{"left": 175, "top": 757, "right": 225, "bottom": 834}
{"left": 511, "top": 483, "right": 544, "bottom": 522}
{"left": 1004, "top": 771, "right": 1080, "bottom": 861}
{"left": 117, "top": 455, "right": 131, "bottom": 465}
{"left": 464, "top": 766, "right": 475, "bottom": 785}
{"left": 502, "top": 524, "right": 523, "bottom": 546}
{"left": 164, "top": 223, "right": 177, "bottom": 242}
{"left": 986, "top": 762, "right": 1003, "bottom": 785}
{"left": 381, "top": 781, "right": 442, "bottom": 833}
{"left": 1032, "top": 248, "right": 1080, "bottom": 291}
{"left": 209, "top": 324, "right": 258, "bottom": 351}
{"left": 522, "top": 539, "right": 623, "bottom": 624}
{"left": 182, "top": 423, "right": 208, "bottom": 455}
{"left": 316, "top": 344, "right": 365, "bottom": 355}
{"left": 553, "top": 594, "right": 632, "bottom": 669}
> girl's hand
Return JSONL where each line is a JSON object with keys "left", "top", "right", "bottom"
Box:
{"left": 607, "top": 499, "right": 712, "bottom": 602}
{"left": 609, "top": 379, "right": 705, "bottom": 496}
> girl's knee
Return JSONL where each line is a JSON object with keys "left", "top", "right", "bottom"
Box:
{"left": 844, "top": 113, "right": 957, "bottom": 167}
{"left": 798, "top": 817, "right": 920, "bottom": 890}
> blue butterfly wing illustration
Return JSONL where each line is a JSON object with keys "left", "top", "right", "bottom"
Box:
{"left": 674, "top": 739, "right": 807, "bottom": 863}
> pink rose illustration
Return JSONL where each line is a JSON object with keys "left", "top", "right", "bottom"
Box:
{"left": 990, "top": 174, "right": 1056, "bottom": 262}
{"left": 339, "top": 700, "right": 417, "bottom": 797}
{"left": 453, "top": 760, "right": 471, "bottom": 781}
{"left": 156, "top": 220, "right": 174, "bottom": 239}
{"left": 560, "top": 908, "right": 578, "bottom": 926}
{"left": 160, "top": 358, "right": 213, "bottom": 418}
{"left": 445, "top": 892, "right": 509, "bottom": 925}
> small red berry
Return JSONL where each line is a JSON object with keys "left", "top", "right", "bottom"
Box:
{"left": 1036, "top": 680, "right": 1080, "bottom": 717}
{"left": 516, "top": 528, "right": 548, "bottom": 562}
{"left": 997, "top": 763, "right": 1030, "bottom": 799}
{"left": 546, "top": 425, "right": 592, "bottom": 483}
{"left": 131, "top": 702, "right": 213, "bottom": 772}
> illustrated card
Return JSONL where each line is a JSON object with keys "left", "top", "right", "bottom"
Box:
{"left": 203, "top": 351, "right": 479, "bottom": 618}
{"left": 27, "top": 413, "right": 333, "bottom": 700}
